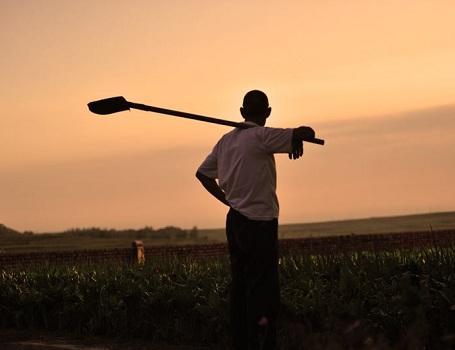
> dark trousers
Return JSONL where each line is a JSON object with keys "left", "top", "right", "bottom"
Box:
{"left": 226, "top": 208, "right": 280, "bottom": 350}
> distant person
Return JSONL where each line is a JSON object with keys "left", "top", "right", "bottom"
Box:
{"left": 196, "top": 90, "right": 315, "bottom": 350}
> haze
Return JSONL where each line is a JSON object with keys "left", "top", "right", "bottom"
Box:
{"left": 1, "top": 1, "right": 454, "bottom": 232}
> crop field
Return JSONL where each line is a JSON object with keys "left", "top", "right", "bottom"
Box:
{"left": 2, "top": 247, "right": 455, "bottom": 349}
{"left": 1, "top": 212, "right": 455, "bottom": 348}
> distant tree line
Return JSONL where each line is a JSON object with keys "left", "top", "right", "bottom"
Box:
{"left": 41, "top": 225, "right": 201, "bottom": 240}
{"left": 1, "top": 223, "right": 203, "bottom": 242}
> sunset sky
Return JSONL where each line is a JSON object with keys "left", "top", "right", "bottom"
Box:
{"left": 1, "top": 0, "right": 454, "bottom": 232}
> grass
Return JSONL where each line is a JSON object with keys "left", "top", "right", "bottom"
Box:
{"left": 202, "top": 211, "right": 455, "bottom": 241}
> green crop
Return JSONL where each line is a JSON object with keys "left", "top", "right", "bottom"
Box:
{"left": 1, "top": 248, "right": 455, "bottom": 348}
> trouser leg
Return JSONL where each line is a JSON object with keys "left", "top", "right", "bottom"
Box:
{"left": 226, "top": 209, "right": 280, "bottom": 350}
{"left": 245, "top": 220, "right": 280, "bottom": 350}
{"left": 226, "top": 209, "right": 249, "bottom": 350}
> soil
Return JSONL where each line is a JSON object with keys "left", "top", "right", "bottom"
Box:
{"left": 0, "top": 329, "right": 211, "bottom": 350}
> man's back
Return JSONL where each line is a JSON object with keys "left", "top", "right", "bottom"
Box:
{"left": 197, "top": 121, "right": 293, "bottom": 220}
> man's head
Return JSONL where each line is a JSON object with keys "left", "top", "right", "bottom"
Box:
{"left": 240, "top": 90, "right": 271, "bottom": 126}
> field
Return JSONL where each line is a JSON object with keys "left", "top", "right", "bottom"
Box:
{"left": 203, "top": 211, "right": 455, "bottom": 242}
{"left": 2, "top": 248, "right": 455, "bottom": 349}
{"left": 1, "top": 211, "right": 454, "bottom": 253}
{"left": 2, "top": 211, "right": 455, "bottom": 348}
{"left": 0, "top": 226, "right": 208, "bottom": 253}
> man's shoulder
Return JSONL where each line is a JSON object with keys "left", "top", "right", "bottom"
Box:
{"left": 220, "top": 125, "right": 264, "bottom": 142}
{"left": 210, "top": 129, "right": 237, "bottom": 151}
{"left": 218, "top": 125, "right": 292, "bottom": 145}
{"left": 219, "top": 127, "right": 245, "bottom": 141}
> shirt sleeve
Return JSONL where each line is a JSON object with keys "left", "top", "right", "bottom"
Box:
{"left": 258, "top": 127, "right": 294, "bottom": 154}
{"left": 197, "top": 143, "right": 219, "bottom": 179}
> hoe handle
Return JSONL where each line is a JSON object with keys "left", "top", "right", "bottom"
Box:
{"left": 128, "top": 102, "right": 325, "bottom": 145}
{"left": 128, "top": 102, "right": 241, "bottom": 128}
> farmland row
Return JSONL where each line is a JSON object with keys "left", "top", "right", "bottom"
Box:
{"left": 1, "top": 229, "right": 454, "bottom": 269}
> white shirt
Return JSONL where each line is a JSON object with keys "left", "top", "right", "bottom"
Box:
{"left": 197, "top": 121, "right": 295, "bottom": 220}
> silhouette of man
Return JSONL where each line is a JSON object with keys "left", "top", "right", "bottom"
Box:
{"left": 196, "top": 90, "right": 314, "bottom": 350}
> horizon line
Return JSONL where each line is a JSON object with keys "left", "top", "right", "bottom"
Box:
{"left": 4, "top": 209, "right": 454, "bottom": 235}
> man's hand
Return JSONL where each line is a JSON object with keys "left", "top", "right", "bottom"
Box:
{"left": 289, "top": 139, "right": 303, "bottom": 159}
{"left": 289, "top": 126, "right": 315, "bottom": 160}
{"left": 195, "top": 171, "right": 230, "bottom": 207}
{"left": 294, "top": 126, "right": 316, "bottom": 141}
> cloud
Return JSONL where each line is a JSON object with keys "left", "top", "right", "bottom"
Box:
{"left": 320, "top": 104, "right": 455, "bottom": 139}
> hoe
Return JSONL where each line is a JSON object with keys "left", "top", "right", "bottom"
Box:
{"left": 87, "top": 96, "right": 325, "bottom": 145}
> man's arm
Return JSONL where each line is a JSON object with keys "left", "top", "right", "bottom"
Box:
{"left": 289, "top": 126, "right": 316, "bottom": 160}
{"left": 195, "top": 171, "right": 230, "bottom": 207}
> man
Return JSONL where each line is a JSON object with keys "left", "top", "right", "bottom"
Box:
{"left": 196, "top": 90, "right": 315, "bottom": 350}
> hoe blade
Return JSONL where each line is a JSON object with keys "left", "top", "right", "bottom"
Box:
{"left": 87, "top": 96, "right": 130, "bottom": 115}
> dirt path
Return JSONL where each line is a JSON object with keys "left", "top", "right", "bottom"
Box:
{"left": 0, "top": 329, "right": 211, "bottom": 350}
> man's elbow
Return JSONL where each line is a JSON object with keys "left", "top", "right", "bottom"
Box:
{"left": 195, "top": 171, "right": 207, "bottom": 182}
{"left": 196, "top": 171, "right": 217, "bottom": 185}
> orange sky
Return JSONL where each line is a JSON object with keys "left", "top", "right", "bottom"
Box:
{"left": 1, "top": 1, "right": 454, "bottom": 232}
